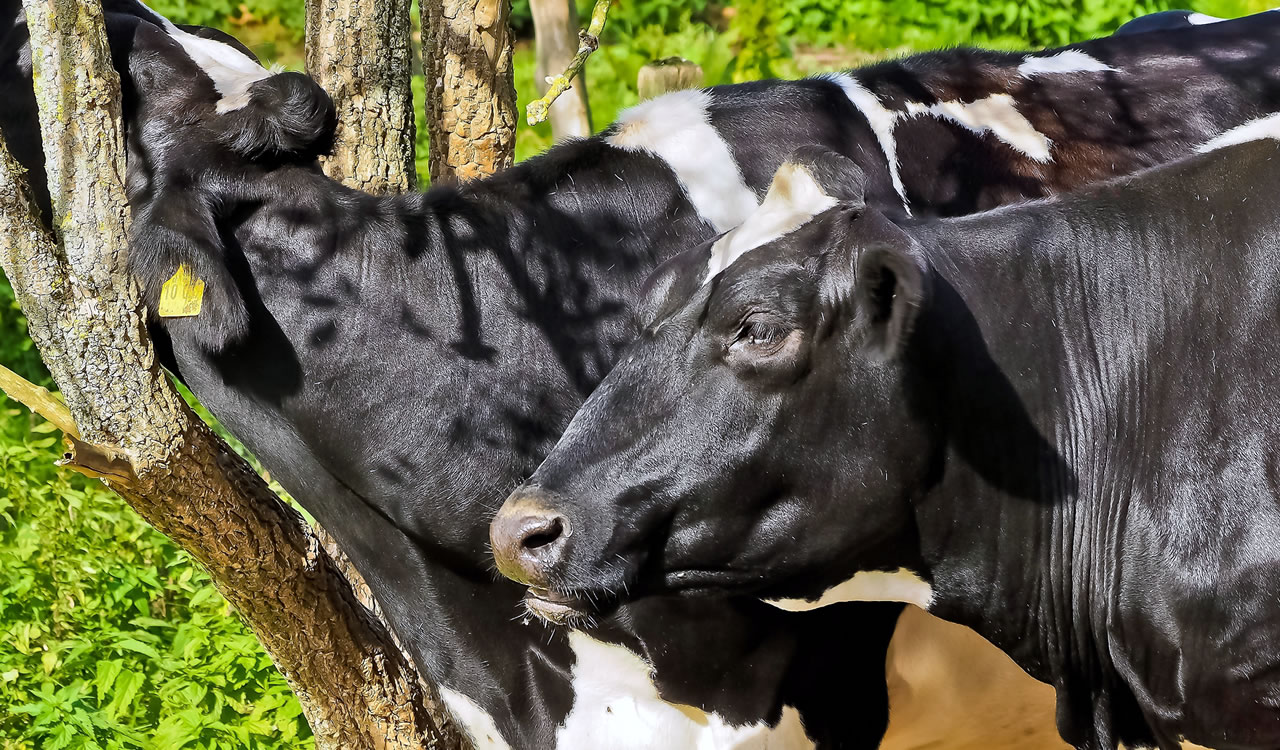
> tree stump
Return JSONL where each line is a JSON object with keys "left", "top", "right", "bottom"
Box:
{"left": 637, "top": 57, "right": 703, "bottom": 100}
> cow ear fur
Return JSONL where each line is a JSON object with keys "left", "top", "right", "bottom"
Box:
{"left": 782, "top": 144, "right": 867, "bottom": 209}
{"left": 637, "top": 241, "right": 714, "bottom": 329}
{"left": 216, "top": 72, "right": 336, "bottom": 162}
{"left": 127, "top": 193, "right": 252, "bottom": 353}
{"left": 853, "top": 243, "right": 927, "bottom": 359}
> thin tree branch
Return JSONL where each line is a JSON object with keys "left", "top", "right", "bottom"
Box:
{"left": 525, "top": 0, "right": 610, "bottom": 126}
{"left": 0, "top": 364, "right": 77, "bottom": 437}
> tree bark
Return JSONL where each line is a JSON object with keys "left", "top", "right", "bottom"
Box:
{"left": 421, "top": 0, "right": 516, "bottom": 180}
{"left": 3, "top": 1, "right": 463, "bottom": 747}
{"left": 305, "top": 0, "right": 417, "bottom": 192}
{"left": 531, "top": 0, "right": 590, "bottom": 140}
{"left": 304, "top": 1, "right": 469, "bottom": 743}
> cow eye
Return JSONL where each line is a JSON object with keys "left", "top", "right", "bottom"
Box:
{"left": 731, "top": 317, "right": 791, "bottom": 355}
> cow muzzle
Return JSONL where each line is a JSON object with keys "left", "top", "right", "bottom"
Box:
{"left": 490, "top": 492, "right": 571, "bottom": 583}
{"left": 491, "top": 490, "right": 588, "bottom": 621}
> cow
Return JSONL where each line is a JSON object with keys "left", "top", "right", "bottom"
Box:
{"left": 1113, "top": 10, "right": 1221, "bottom": 35}
{"left": 490, "top": 124, "right": 1280, "bottom": 750}
{"left": 5, "top": 2, "right": 1280, "bottom": 747}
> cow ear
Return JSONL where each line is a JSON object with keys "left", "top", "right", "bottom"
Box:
{"left": 128, "top": 193, "right": 251, "bottom": 353}
{"left": 637, "top": 242, "right": 714, "bottom": 328}
{"left": 216, "top": 72, "right": 336, "bottom": 162}
{"left": 782, "top": 145, "right": 867, "bottom": 209}
{"left": 853, "top": 243, "right": 927, "bottom": 359}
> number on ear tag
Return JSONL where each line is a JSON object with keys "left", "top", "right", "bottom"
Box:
{"left": 158, "top": 265, "right": 205, "bottom": 318}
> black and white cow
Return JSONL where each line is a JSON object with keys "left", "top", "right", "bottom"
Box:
{"left": 6, "top": 2, "right": 1280, "bottom": 747}
{"left": 491, "top": 123, "right": 1280, "bottom": 750}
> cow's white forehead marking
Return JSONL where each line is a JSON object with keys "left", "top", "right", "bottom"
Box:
{"left": 440, "top": 687, "right": 513, "bottom": 750}
{"left": 138, "top": 2, "right": 271, "bottom": 113}
{"left": 1196, "top": 112, "right": 1280, "bottom": 152}
{"left": 821, "top": 72, "right": 910, "bottom": 214}
{"left": 1188, "top": 12, "right": 1224, "bottom": 25}
{"left": 607, "top": 89, "right": 759, "bottom": 233}
{"left": 556, "top": 631, "right": 816, "bottom": 749}
{"left": 1017, "top": 50, "right": 1117, "bottom": 78}
{"left": 764, "top": 569, "right": 935, "bottom": 612}
{"left": 704, "top": 162, "right": 837, "bottom": 283}
{"left": 907, "top": 94, "right": 1053, "bottom": 163}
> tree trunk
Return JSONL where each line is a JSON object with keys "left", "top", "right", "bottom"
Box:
{"left": 421, "top": 0, "right": 517, "bottom": 180}
{"left": 2, "top": 1, "right": 462, "bottom": 747}
{"left": 304, "top": 1, "right": 469, "bottom": 743}
{"left": 531, "top": 0, "right": 591, "bottom": 140}
{"left": 305, "top": 0, "right": 417, "bottom": 192}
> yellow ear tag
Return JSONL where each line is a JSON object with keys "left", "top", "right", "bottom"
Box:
{"left": 158, "top": 265, "right": 205, "bottom": 318}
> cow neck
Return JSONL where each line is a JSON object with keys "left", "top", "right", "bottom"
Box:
{"left": 902, "top": 200, "right": 1164, "bottom": 690}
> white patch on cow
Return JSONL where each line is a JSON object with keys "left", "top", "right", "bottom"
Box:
{"left": 906, "top": 94, "right": 1053, "bottom": 163}
{"left": 1196, "top": 112, "right": 1280, "bottom": 152}
{"left": 138, "top": 2, "right": 271, "bottom": 112}
{"left": 441, "top": 687, "right": 514, "bottom": 750}
{"left": 704, "top": 162, "right": 837, "bottom": 282}
{"left": 607, "top": 89, "right": 759, "bottom": 233}
{"left": 1017, "top": 50, "right": 1117, "bottom": 78}
{"left": 556, "top": 631, "right": 816, "bottom": 749}
{"left": 764, "top": 569, "right": 935, "bottom": 612}
{"left": 1188, "top": 12, "right": 1224, "bottom": 25}
{"left": 821, "top": 72, "right": 910, "bottom": 213}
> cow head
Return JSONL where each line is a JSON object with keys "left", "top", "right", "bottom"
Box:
{"left": 115, "top": 5, "right": 335, "bottom": 165}
{"left": 1, "top": 1, "right": 332, "bottom": 223}
{"left": 490, "top": 147, "right": 942, "bottom": 624}
{"left": 91, "top": 4, "right": 336, "bottom": 352}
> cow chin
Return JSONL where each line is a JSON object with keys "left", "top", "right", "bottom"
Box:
{"left": 521, "top": 585, "right": 621, "bottom": 627}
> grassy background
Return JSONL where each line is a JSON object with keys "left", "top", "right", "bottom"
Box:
{"left": 1, "top": 0, "right": 1275, "bottom": 746}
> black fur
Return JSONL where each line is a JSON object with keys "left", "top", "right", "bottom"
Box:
{"left": 217, "top": 73, "right": 336, "bottom": 162}
{"left": 501, "top": 134, "right": 1280, "bottom": 750}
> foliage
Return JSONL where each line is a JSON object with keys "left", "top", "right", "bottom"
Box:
{"left": 0, "top": 296, "right": 310, "bottom": 748}
{"left": 144, "top": 0, "right": 305, "bottom": 43}
{"left": 511, "top": 0, "right": 713, "bottom": 36}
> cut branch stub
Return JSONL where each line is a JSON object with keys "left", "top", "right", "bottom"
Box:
{"left": 637, "top": 57, "right": 703, "bottom": 101}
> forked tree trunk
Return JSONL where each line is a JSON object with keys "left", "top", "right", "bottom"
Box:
{"left": 531, "top": 0, "right": 591, "bottom": 140}
{"left": 421, "top": 0, "right": 517, "bottom": 180}
{"left": 305, "top": 0, "right": 417, "bottom": 192}
{"left": 0, "top": 1, "right": 463, "bottom": 747}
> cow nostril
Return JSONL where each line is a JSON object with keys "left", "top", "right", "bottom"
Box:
{"left": 521, "top": 516, "right": 566, "bottom": 551}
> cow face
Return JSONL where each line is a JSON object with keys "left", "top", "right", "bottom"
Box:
{"left": 490, "top": 148, "right": 941, "bottom": 624}
{"left": 112, "top": 7, "right": 335, "bottom": 170}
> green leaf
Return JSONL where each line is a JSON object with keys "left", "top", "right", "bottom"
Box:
{"left": 113, "top": 638, "right": 161, "bottom": 660}
{"left": 104, "top": 669, "right": 144, "bottom": 719}
{"left": 94, "top": 659, "right": 123, "bottom": 703}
